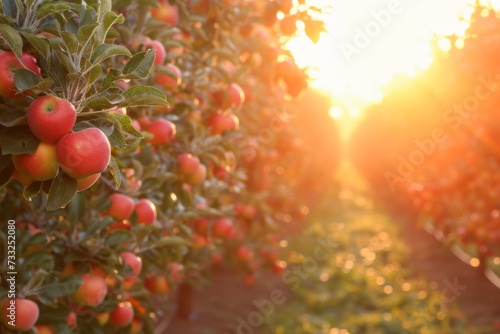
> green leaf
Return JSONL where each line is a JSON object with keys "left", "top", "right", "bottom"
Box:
{"left": 60, "top": 31, "right": 78, "bottom": 54}
{"left": 20, "top": 31, "right": 51, "bottom": 60}
{"left": 122, "top": 50, "right": 154, "bottom": 79}
{"left": 47, "top": 172, "right": 77, "bottom": 211}
{"left": 0, "top": 108, "right": 25, "bottom": 126}
{"left": 105, "top": 229, "right": 133, "bottom": 247}
{"left": 73, "top": 118, "right": 114, "bottom": 136}
{"left": 108, "top": 155, "right": 121, "bottom": 189}
{"left": 0, "top": 159, "right": 12, "bottom": 187}
{"left": 0, "top": 126, "right": 39, "bottom": 155}
{"left": 209, "top": 47, "right": 238, "bottom": 64}
{"left": 86, "top": 93, "right": 124, "bottom": 110}
{"left": 77, "top": 23, "right": 99, "bottom": 46}
{"left": 108, "top": 112, "right": 143, "bottom": 147}
{"left": 88, "top": 64, "right": 102, "bottom": 85}
{"left": 90, "top": 43, "right": 131, "bottom": 65}
{"left": 0, "top": 23, "right": 22, "bottom": 57}
{"left": 99, "top": 68, "right": 122, "bottom": 92}
{"left": 119, "top": 85, "right": 169, "bottom": 108}
{"left": 68, "top": 192, "right": 85, "bottom": 223}
{"left": 40, "top": 275, "right": 83, "bottom": 297}
{"left": 85, "top": 216, "right": 113, "bottom": 237}
{"left": 22, "top": 250, "right": 55, "bottom": 272}
{"left": 150, "top": 236, "right": 188, "bottom": 248}
{"left": 23, "top": 181, "right": 42, "bottom": 200}
{"left": 14, "top": 69, "right": 53, "bottom": 92}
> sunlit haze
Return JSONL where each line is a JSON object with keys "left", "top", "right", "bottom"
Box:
{"left": 285, "top": 0, "right": 495, "bottom": 118}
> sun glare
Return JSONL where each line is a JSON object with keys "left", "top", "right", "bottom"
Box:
{"left": 285, "top": 0, "right": 488, "bottom": 118}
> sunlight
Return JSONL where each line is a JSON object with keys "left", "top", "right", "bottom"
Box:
{"left": 285, "top": 0, "right": 483, "bottom": 118}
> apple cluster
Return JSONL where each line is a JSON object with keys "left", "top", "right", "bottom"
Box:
{"left": 0, "top": 0, "right": 336, "bottom": 333}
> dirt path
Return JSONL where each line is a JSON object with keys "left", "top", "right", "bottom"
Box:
{"left": 385, "top": 206, "right": 500, "bottom": 331}
{"left": 164, "top": 269, "right": 289, "bottom": 334}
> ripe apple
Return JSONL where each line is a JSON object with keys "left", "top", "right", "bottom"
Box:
{"left": 12, "top": 142, "right": 58, "bottom": 181}
{"left": 107, "top": 193, "right": 135, "bottom": 220}
{"left": 192, "top": 234, "right": 208, "bottom": 249}
{"left": 0, "top": 51, "right": 40, "bottom": 98}
{"left": 56, "top": 128, "right": 111, "bottom": 179}
{"left": 76, "top": 172, "right": 100, "bottom": 192}
{"left": 151, "top": 0, "right": 179, "bottom": 26}
{"left": 186, "top": 164, "right": 207, "bottom": 185}
{"left": 206, "top": 113, "right": 239, "bottom": 135}
{"left": 236, "top": 246, "right": 252, "bottom": 262}
{"left": 177, "top": 153, "right": 200, "bottom": 175}
{"left": 168, "top": 262, "right": 185, "bottom": 283}
{"left": 109, "top": 301, "right": 134, "bottom": 328}
{"left": 120, "top": 251, "right": 142, "bottom": 280}
{"left": 213, "top": 83, "right": 245, "bottom": 110}
{"left": 109, "top": 220, "right": 132, "bottom": 231}
{"left": 66, "top": 311, "right": 77, "bottom": 328}
{"left": 72, "top": 274, "right": 108, "bottom": 307}
{"left": 143, "top": 39, "right": 166, "bottom": 65}
{"left": 144, "top": 275, "right": 170, "bottom": 295}
{"left": 155, "top": 63, "right": 182, "bottom": 89}
{"left": 211, "top": 218, "right": 234, "bottom": 239}
{"left": 1, "top": 298, "right": 39, "bottom": 331}
{"left": 27, "top": 96, "right": 76, "bottom": 143}
{"left": 134, "top": 199, "right": 157, "bottom": 225}
{"left": 146, "top": 118, "right": 176, "bottom": 145}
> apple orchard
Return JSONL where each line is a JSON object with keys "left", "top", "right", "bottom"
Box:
{"left": 0, "top": 0, "right": 329, "bottom": 333}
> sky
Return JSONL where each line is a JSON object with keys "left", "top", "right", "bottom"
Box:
{"left": 287, "top": 0, "right": 486, "bottom": 114}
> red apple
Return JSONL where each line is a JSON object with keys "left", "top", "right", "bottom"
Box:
{"left": 107, "top": 193, "right": 135, "bottom": 220}
{"left": 236, "top": 246, "right": 252, "bottom": 262}
{"left": 76, "top": 173, "right": 100, "bottom": 192}
{"left": 151, "top": 0, "right": 179, "bottom": 26}
{"left": 109, "top": 220, "right": 132, "bottom": 231}
{"left": 206, "top": 113, "right": 239, "bottom": 135}
{"left": 186, "top": 164, "right": 207, "bottom": 185}
{"left": 120, "top": 251, "right": 142, "bottom": 280}
{"left": 213, "top": 83, "right": 245, "bottom": 110}
{"left": 0, "top": 298, "right": 39, "bottom": 331}
{"left": 0, "top": 51, "right": 40, "bottom": 98}
{"left": 109, "top": 301, "right": 134, "bottom": 328}
{"left": 168, "top": 262, "right": 185, "bottom": 283}
{"left": 144, "top": 39, "right": 166, "bottom": 65}
{"left": 72, "top": 274, "right": 108, "bottom": 307}
{"left": 27, "top": 96, "right": 76, "bottom": 143}
{"left": 66, "top": 311, "right": 77, "bottom": 328}
{"left": 56, "top": 128, "right": 111, "bottom": 179}
{"left": 134, "top": 199, "right": 157, "bottom": 225}
{"left": 193, "top": 234, "right": 208, "bottom": 249}
{"left": 12, "top": 142, "right": 58, "bottom": 181}
{"left": 146, "top": 118, "right": 176, "bottom": 145}
{"left": 177, "top": 153, "right": 200, "bottom": 175}
{"left": 212, "top": 218, "right": 234, "bottom": 239}
{"left": 155, "top": 64, "right": 182, "bottom": 89}
{"left": 145, "top": 275, "right": 171, "bottom": 295}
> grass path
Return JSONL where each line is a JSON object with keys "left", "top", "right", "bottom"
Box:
{"left": 266, "top": 163, "right": 487, "bottom": 334}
